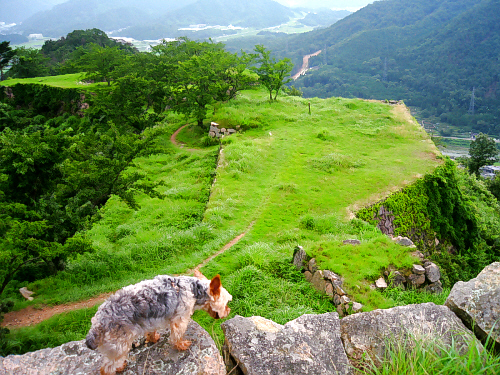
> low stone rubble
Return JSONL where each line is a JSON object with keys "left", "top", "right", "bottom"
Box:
{"left": 208, "top": 122, "right": 238, "bottom": 138}
{"left": 292, "top": 246, "right": 363, "bottom": 316}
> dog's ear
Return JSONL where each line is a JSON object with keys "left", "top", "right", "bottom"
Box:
{"left": 209, "top": 275, "right": 221, "bottom": 298}
{"left": 194, "top": 269, "right": 208, "bottom": 280}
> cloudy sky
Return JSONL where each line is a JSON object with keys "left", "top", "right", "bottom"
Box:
{"left": 274, "top": 0, "right": 375, "bottom": 11}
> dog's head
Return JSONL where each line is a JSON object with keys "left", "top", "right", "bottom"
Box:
{"left": 195, "top": 270, "right": 232, "bottom": 319}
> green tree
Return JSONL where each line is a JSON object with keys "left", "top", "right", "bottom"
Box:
{"left": 466, "top": 133, "right": 499, "bottom": 176}
{"left": 0, "top": 41, "right": 15, "bottom": 81}
{"left": 8, "top": 47, "right": 50, "bottom": 78}
{"left": 252, "top": 45, "right": 293, "bottom": 101}
{"left": 166, "top": 41, "right": 255, "bottom": 127}
{"left": 76, "top": 44, "right": 126, "bottom": 85}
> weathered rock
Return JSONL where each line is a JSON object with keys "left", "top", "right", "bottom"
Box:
{"left": 389, "top": 271, "right": 406, "bottom": 289}
{"left": 0, "top": 320, "right": 225, "bottom": 375}
{"left": 412, "top": 264, "right": 425, "bottom": 275}
{"left": 334, "top": 284, "right": 346, "bottom": 296}
{"left": 352, "top": 302, "right": 363, "bottom": 313}
{"left": 222, "top": 314, "right": 351, "bottom": 375}
{"left": 228, "top": 129, "right": 237, "bottom": 134}
{"left": 340, "top": 303, "right": 482, "bottom": 362}
{"left": 209, "top": 131, "right": 216, "bottom": 137}
{"left": 304, "top": 271, "right": 313, "bottom": 282}
{"left": 325, "top": 283, "right": 334, "bottom": 298}
{"left": 425, "top": 262, "right": 441, "bottom": 283}
{"left": 340, "top": 296, "right": 350, "bottom": 305}
{"left": 424, "top": 280, "right": 443, "bottom": 294}
{"left": 292, "top": 246, "right": 307, "bottom": 271}
{"left": 343, "top": 239, "right": 361, "bottom": 245}
{"left": 393, "top": 236, "right": 415, "bottom": 247}
{"left": 220, "top": 128, "right": 227, "bottom": 133}
{"left": 311, "top": 270, "right": 326, "bottom": 293}
{"left": 411, "top": 251, "right": 425, "bottom": 261}
{"left": 307, "top": 258, "right": 318, "bottom": 273}
{"left": 375, "top": 277, "right": 387, "bottom": 290}
{"left": 445, "top": 262, "right": 500, "bottom": 349}
{"left": 323, "top": 270, "right": 341, "bottom": 284}
{"left": 407, "top": 273, "right": 425, "bottom": 287}
{"left": 333, "top": 294, "right": 342, "bottom": 306}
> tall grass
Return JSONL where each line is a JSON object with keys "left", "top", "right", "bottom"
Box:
{"left": 357, "top": 334, "right": 500, "bottom": 375}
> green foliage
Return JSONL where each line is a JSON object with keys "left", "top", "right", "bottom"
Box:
{"left": 2, "top": 83, "right": 81, "bottom": 116}
{"left": 0, "top": 41, "right": 15, "bottom": 81}
{"left": 251, "top": 45, "right": 293, "bottom": 101}
{"left": 357, "top": 159, "right": 500, "bottom": 286}
{"left": 161, "top": 39, "right": 256, "bottom": 127}
{"left": 466, "top": 133, "right": 499, "bottom": 176}
{"left": 75, "top": 44, "right": 127, "bottom": 86}
{"left": 42, "top": 29, "right": 137, "bottom": 74}
{"left": 8, "top": 47, "right": 50, "bottom": 79}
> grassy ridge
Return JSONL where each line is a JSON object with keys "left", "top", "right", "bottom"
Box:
{"left": 3, "top": 83, "right": 444, "bottom": 356}
{"left": 0, "top": 73, "right": 107, "bottom": 89}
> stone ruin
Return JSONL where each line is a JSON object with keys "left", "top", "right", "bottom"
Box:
{"left": 293, "top": 237, "right": 444, "bottom": 317}
{"left": 209, "top": 122, "right": 238, "bottom": 138}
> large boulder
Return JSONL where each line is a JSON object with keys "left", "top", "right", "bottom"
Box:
{"left": 0, "top": 320, "right": 225, "bottom": 375}
{"left": 222, "top": 314, "right": 351, "bottom": 375}
{"left": 445, "top": 262, "right": 500, "bottom": 349}
{"left": 340, "top": 303, "right": 481, "bottom": 362}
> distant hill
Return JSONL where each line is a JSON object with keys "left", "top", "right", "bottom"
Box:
{"left": 0, "top": 0, "right": 65, "bottom": 23}
{"left": 15, "top": 0, "right": 295, "bottom": 39}
{"left": 298, "top": 9, "right": 351, "bottom": 27}
{"left": 283, "top": 0, "right": 500, "bottom": 135}
{"left": 14, "top": 0, "right": 198, "bottom": 37}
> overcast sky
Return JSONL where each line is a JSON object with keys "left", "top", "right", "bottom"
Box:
{"left": 274, "top": 0, "right": 375, "bottom": 11}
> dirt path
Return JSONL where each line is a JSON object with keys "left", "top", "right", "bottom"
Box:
{"left": 292, "top": 50, "right": 322, "bottom": 80}
{"left": 170, "top": 123, "right": 200, "bottom": 151}
{"left": 2, "top": 223, "right": 253, "bottom": 329}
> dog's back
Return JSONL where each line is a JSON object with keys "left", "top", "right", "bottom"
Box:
{"left": 85, "top": 275, "right": 209, "bottom": 350}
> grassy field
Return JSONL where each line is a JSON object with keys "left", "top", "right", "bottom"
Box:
{"left": 0, "top": 73, "right": 107, "bottom": 89}
{"left": 3, "top": 79, "right": 446, "bottom": 356}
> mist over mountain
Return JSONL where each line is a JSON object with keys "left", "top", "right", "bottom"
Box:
{"left": 0, "top": 0, "right": 66, "bottom": 23}
{"left": 14, "top": 0, "right": 295, "bottom": 39}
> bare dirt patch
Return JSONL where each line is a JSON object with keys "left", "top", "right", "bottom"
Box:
{"left": 2, "top": 292, "right": 113, "bottom": 329}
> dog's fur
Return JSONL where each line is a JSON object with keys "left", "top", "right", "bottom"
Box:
{"left": 85, "top": 271, "right": 232, "bottom": 375}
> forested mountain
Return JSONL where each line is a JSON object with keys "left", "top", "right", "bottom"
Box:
{"left": 283, "top": 0, "right": 500, "bottom": 135}
{"left": 14, "top": 0, "right": 294, "bottom": 39}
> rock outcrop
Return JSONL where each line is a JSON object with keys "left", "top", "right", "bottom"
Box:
{"left": 445, "top": 262, "right": 500, "bottom": 349}
{"left": 340, "top": 303, "right": 482, "bottom": 363}
{"left": 0, "top": 320, "right": 225, "bottom": 375}
{"left": 222, "top": 313, "right": 351, "bottom": 375}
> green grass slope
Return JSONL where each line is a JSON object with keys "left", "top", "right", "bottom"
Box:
{"left": 3, "top": 83, "right": 442, "bottom": 355}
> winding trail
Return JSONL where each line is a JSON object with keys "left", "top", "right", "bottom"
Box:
{"left": 2, "top": 125, "right": 248, "bottom": 329}
{"left": 170, "top": 123, "right": 200, "bottom": 151}
{"left": 292, "top": 49, "right": 322, "bottom": 80}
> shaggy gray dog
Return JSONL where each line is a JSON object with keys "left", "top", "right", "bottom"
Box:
{"left": 86, "top": 270, "right": 232, "bottom": 375}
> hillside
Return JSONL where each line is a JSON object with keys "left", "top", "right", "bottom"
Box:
{"left": 0, "top": 74, "right": 450, "bottom": 355}
{"left": 233, "top": 0, "right": 498, "bottom": 136}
